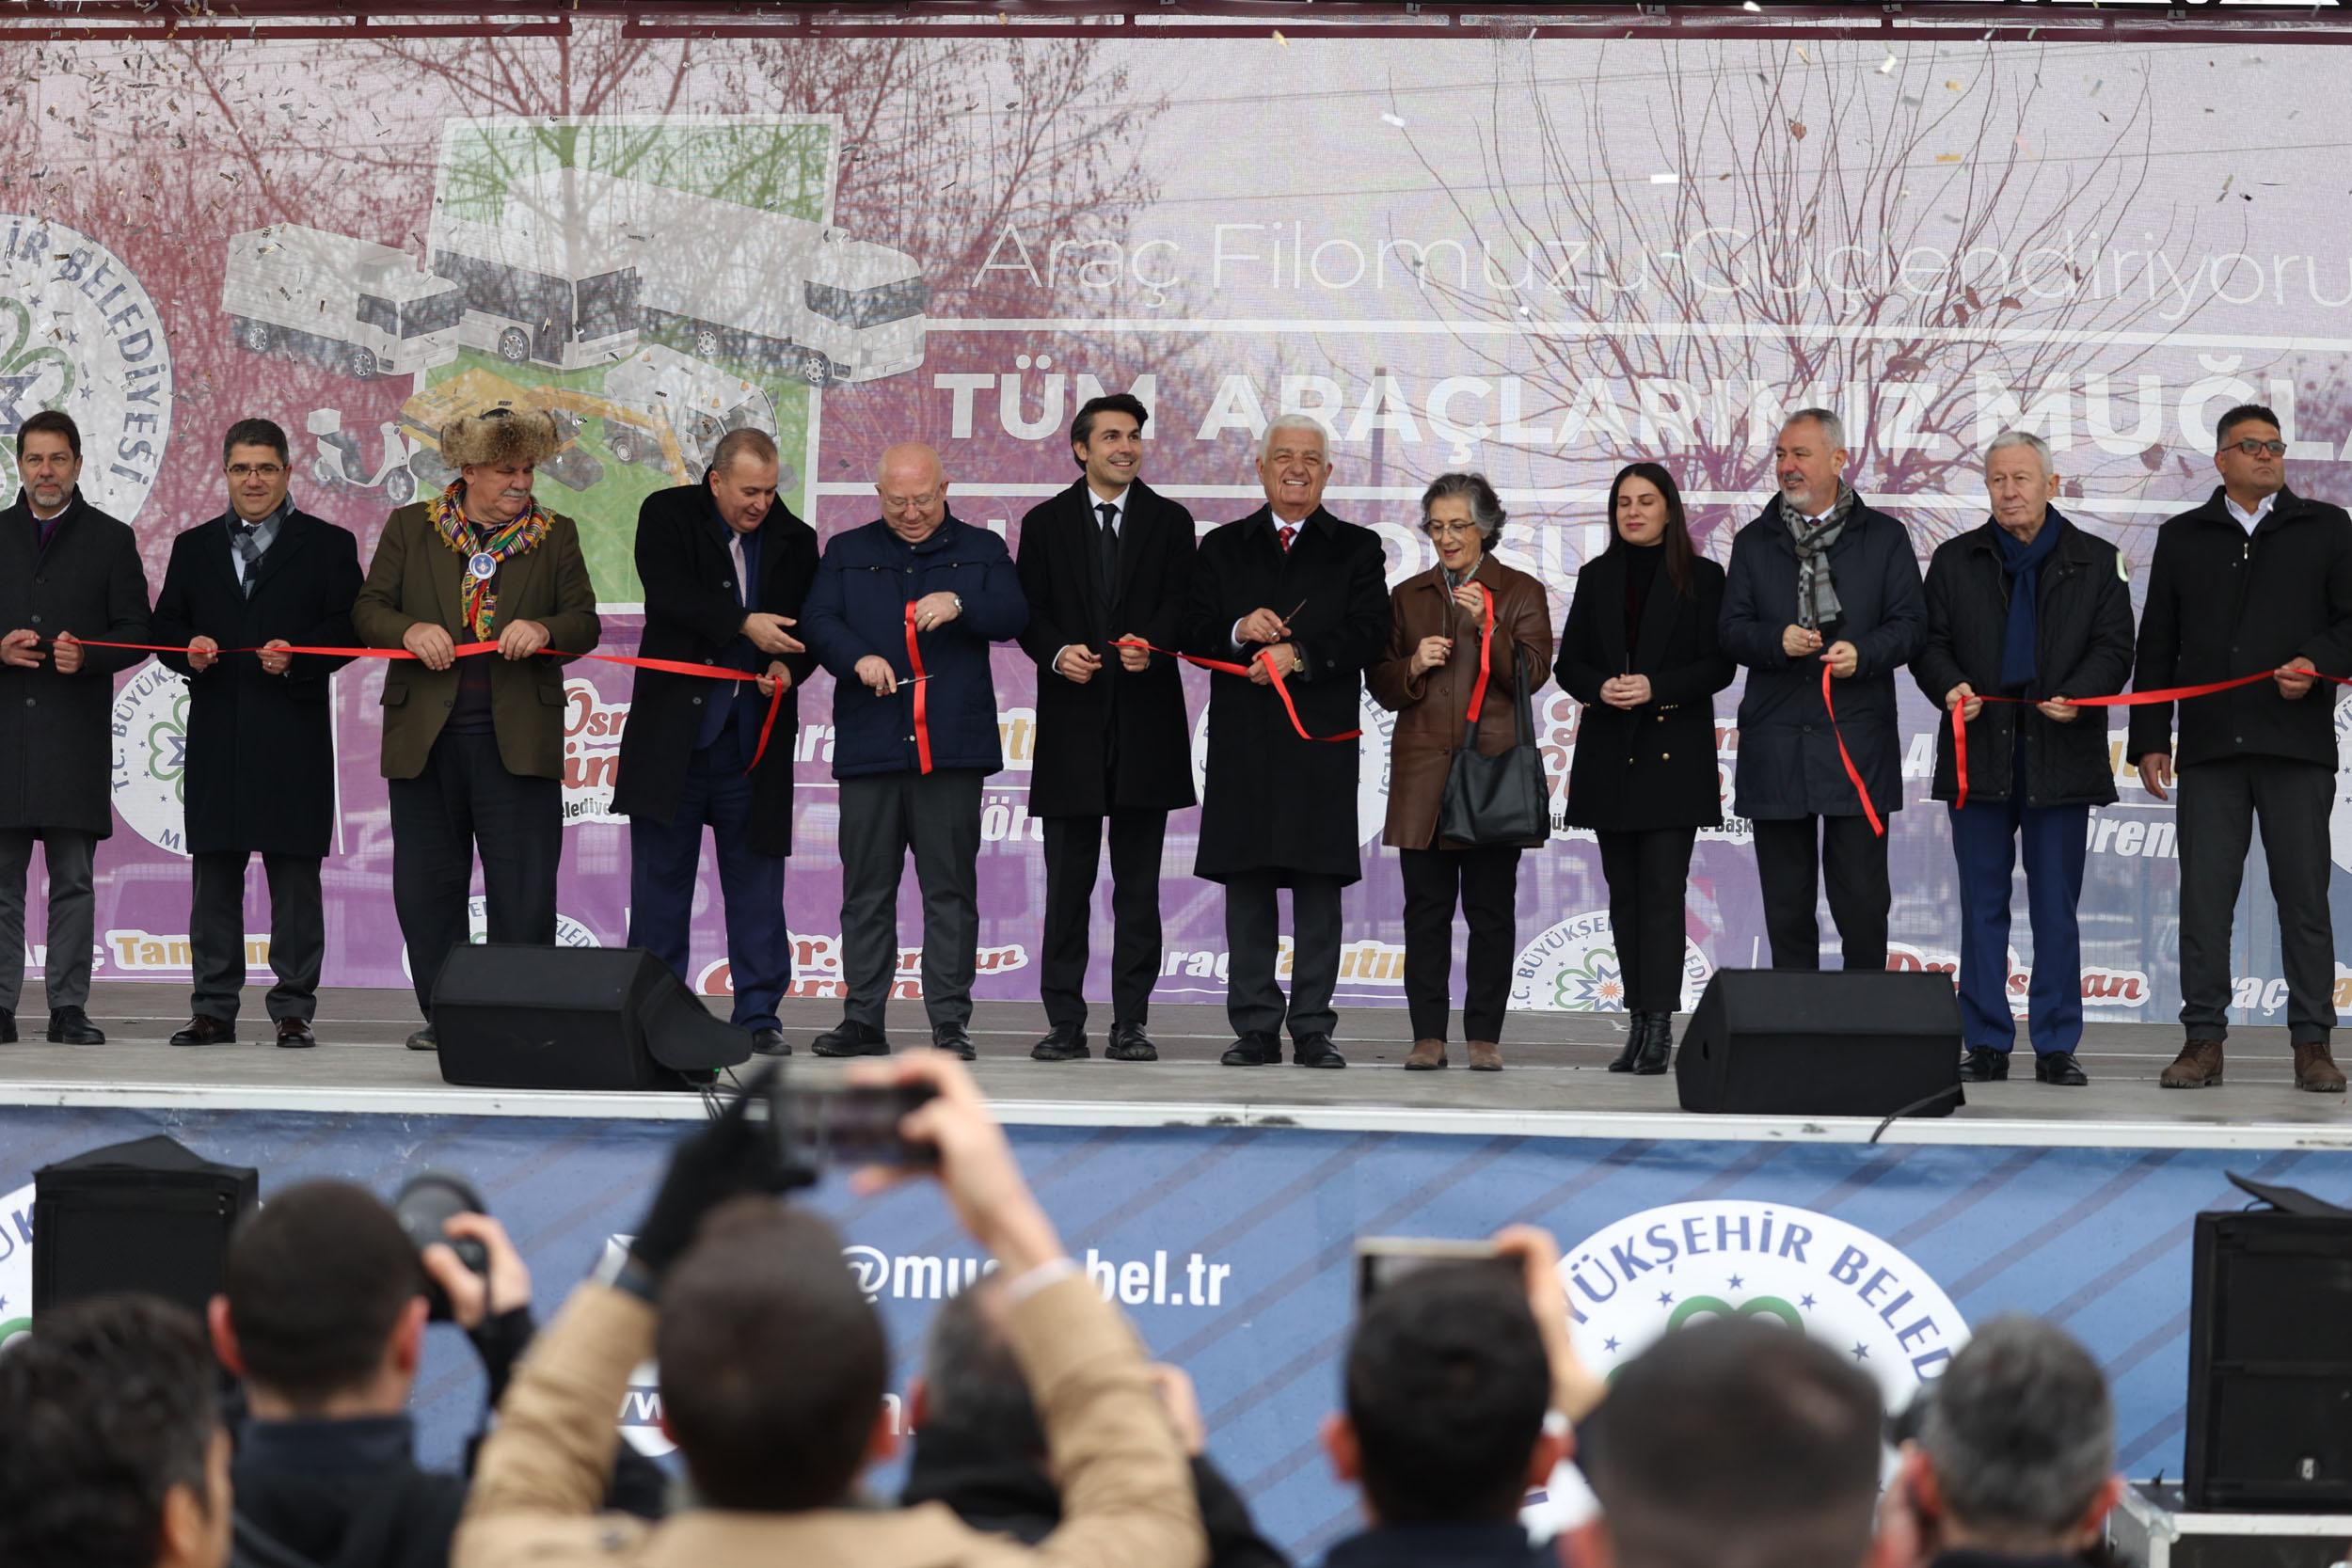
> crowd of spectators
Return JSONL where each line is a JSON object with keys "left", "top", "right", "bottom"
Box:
{"left": 0, "top": 1053, "right": 2131, "bottom": 1568}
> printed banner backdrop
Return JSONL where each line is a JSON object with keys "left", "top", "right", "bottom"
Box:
{"left": 1, "top": 1105, "right": 2344, "bottom": 1556}
{"left": 9, "top": 23, "right": 2352, "bottom": 1020}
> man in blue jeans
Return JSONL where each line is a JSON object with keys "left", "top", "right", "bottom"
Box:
{"left": 1914, "top": 431, "right": 2134, "bottom": 1086}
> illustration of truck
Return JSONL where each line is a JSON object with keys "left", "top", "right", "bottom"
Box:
{"left": 220, "top": 225, "right": 466, "bottom": 381}
{"left": 423, "top": 207, "right": 643, "bottom": 372}
{"left": 508, "top": 167, "right": 928, "bottom": 387}
{"left": 601, "top": 344, "right": 778, "bottom": 477}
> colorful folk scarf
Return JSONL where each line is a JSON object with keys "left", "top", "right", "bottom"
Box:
{"left": 431, "top": 480, "right": 550, "bottom": 639}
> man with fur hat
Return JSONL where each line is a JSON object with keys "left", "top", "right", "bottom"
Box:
{"left": 354, "top": 406, "right": 601, "bottom": 1052}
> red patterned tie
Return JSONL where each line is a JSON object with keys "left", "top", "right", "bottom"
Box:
{"left": 1279, "top": 525, "right": 1296, "bottom": 553}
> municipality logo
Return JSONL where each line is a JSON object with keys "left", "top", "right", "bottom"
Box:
{"left": 0, "top": 215, "right": 171, "bottom": 523}
{"left": 1560, "top": 1200, "right": 1967, "bottom": 1418}
{"left": 110, "top": 658, "right": 192, "bottom": 857}
{"left": 0, "top": 1181, "right": 30, "bottom": 1354}
{"left": 1509, "top": 909, "right": 1712, "bottom": 1013}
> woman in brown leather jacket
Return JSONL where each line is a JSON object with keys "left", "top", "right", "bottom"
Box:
{"left": 1367, "top": 473, "right": 1553, "bottom": 1071}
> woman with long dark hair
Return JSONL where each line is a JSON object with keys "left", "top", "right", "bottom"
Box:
{"left": 1556, "top": 464, "right": 1734, "bottom": 1073}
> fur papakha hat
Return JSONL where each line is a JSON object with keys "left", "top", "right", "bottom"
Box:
{"left": 439, "top": 404, "right": 562, "bottom": 469}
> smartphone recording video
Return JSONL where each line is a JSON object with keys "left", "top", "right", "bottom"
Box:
{"left": 758, "top": 1073, "right": 941, "bottom": 1183}
{"left": 1354, "top": 1236, "right": 1513, "bottom": 1306}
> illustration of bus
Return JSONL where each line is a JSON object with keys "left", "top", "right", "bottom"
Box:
{"left": 508, "top": 167, "right": 927, "bottom": 387}
{"left": 424, "top": 207, "right": 642, "bottom": 372}
{"left": 220, "top": 225, "right": 465, "bottom": 381}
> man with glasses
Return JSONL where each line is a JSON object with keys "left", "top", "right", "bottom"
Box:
{"left": 801, "top": 443, "right": 1026, "bottom": 1058}
{"left": 150, "top": 419, "right": 363, "bottom": 1049}
{"left": 2129, "top": 403, "right": 2352, "bottom": 1092}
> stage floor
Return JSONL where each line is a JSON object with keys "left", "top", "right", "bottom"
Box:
{"left": 0, "top": 982, "right": 2344, "bottom": 1149}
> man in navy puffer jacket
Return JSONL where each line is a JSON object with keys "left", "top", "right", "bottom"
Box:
{"left": 802, "top": 442, "right": 1027, "bottom": 1058}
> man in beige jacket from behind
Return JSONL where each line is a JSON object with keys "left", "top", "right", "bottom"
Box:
{"left": 453, "top": 1053, "right": 1205, "bottom": 1568}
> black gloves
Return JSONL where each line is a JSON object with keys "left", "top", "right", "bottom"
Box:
{"left": 625, "top": 1063, "right": 787, "bottom": 1283}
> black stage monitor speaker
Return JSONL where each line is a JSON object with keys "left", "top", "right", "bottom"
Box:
{"left": 2185, "top": 1179, "right": 2352, "bottom": 1511}
{"left": 33, "top": 1134, "right": 259, "bottom": 1319}
{"left": 434, "top": 944, "right": 751, "bottom": 1090}
{"left": 1675, "top": 969, "right": 1963, "bottom": 1117}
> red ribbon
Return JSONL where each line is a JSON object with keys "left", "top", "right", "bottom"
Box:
{"left": 903, "top": 602, "right": 934, "bottom": 775}
{"left": 44, "top": 636, "right": 790, "bottom": 775}
{"left": 1820, "top": 663, "right": 1885, "bottom": 839}
{"left": 1464, "top": 588, "right": 1495, "bottom": 725}
{"left": 1108, "top": 639, "right": 1360, "bottom": 743}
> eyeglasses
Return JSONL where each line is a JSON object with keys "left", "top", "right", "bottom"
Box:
{"left": 1423, "top": 520, "right": 1481, "bottom": 539}
{"left": 881, "top": 492, "right": 940, "bottom": 514}
{"left": 2225, "top": 439, "right": 2288, "bottom": 457}
{"left": 226, "top": 463, "right": 286, "bottom": 478}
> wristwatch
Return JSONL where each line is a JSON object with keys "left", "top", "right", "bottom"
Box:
{"left": 950, "top": 593, "right": 963, "bottom": 614}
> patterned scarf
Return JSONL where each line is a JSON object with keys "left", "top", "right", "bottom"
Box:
{"left": 1778, "top": 483, "right": 1856, "bottom": 632}
{"left": 430, "top": 480, "right": 550, "bottom": 639}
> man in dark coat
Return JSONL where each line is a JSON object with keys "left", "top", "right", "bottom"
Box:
{"left": 1015, "top": 391, "right": 1195, "bottom": 1064}
{"left": 1720, "top": 407, "right": 1924, "bottom": 972}
{"left": 2128, "top": 404, "right": 2352, "bottom": 1093}
{"left": 0, "top": 410, "right": 151, "bottom": 1046}
{"left": 1184, "top": 415, "right": 1389, "bottom": 1068}
{"left": 613, "top": 430, "right": 818, "bottom": 1058}
{"left": 800, "top": 442, "right": 1027, "bottom": 1059}
{"left": 1914, "top": 432, "right": 2135, "bottom": 1087}
{"left": 151, "top": 419, "right": 362, "bottom": 1051}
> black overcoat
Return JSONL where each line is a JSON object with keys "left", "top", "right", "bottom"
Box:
{"left": 1556, "top": 549, "right": 1735, "bottom": 832}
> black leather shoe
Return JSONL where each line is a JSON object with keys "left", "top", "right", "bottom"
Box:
{"left": 1105, "top": 1023, "right": 1158, "bottom": 1062}
{"left": 405, "top": 1023, "right": 437, "bottom": 1052}
{"left": 1293, "top": 1033, "right": 1347, "bottom": 1069}
{"left": 47, "top": 1006, "right": 103, "bottom": 1045}
{"left": 274, "top": 1017, "right": 317, "bottom": 1050}
{"left": 1607, "top": 1012, "right": 1655, "bottom": 1073}
{"left": 1961, "top": 1046, "right": 2010, "bottom": 1082}
{"left": 1220, "top": 1032, "right": 1280, "bottom": 1067}
{"left": 169, "top": 1014, "right": 236, "bottom": 1048}
{"left": 811, "top": 1021, "right": 889, "bottom": 1057}
{"left": 931, "top": 1022, "right": 977, "bottom": 1061}
{"left": 0, "top": 1008, "right": 14, "bottom": 1044}
{"left": 751, "top": 1028, "right": 791, "bottom": 1057}
{"left": 1030, "top": 1023, "right": 1089, "bottom": 1062}
{"left": 2033, "top": 1051, "right": 2088, "bottom": 1086}
{"left": 1631, "top": 1012, "right": 1673, "bottom": 1075}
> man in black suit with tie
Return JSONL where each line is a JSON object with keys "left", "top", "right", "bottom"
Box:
{"left": 151, "top": 418, "right": 364, "bottom": 1049}
{"left": 1184, "top": 414, "right": 1391, "bottom": 1069}
{"left": 613, "top": 428, "right": 818, "bottom": 1056}
{"left": 1016, "top": 392, "right": 1197, "bottom": 1063}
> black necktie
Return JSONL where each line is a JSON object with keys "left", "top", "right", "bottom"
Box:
{"left": 1095, "top": 501, "right": 1119, "bottom": 598}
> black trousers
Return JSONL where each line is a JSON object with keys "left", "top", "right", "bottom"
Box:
{"left": 1399, "top": 846, "right": 1521, "bottom": 1041}
{"left": 837, "top": 768, "right": 983, "bottom": 1032}
{"left": 1596, "top": 827, "right": 1696, "bottom": 1014}
{"left": 1225, "top": 870, "right": 1343, "bottom": 1041}
{"left": 2177, "top": 755, "right": 2337, "bottom": 1044}
{"left": 1752, "top": 814, "right": 1889, "bottom": 971}
{"left": 387, "top": 732, "right": 561, "bottom": 1019}
{"left": 190, "top": 850, "right": 324, "bottom": 1023}
{"left": 1040, "top": 808, "right": 1167, "bottom": 1031}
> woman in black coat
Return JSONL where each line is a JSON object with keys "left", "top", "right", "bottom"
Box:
{"left": 1556, "top": 464, "right": 1735, "bottom": 1074}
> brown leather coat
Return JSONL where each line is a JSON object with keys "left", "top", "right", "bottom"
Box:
{"left": 1366, "top": 555, "right": 1553, "bottom": 849}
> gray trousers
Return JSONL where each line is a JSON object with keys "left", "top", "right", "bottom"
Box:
{"left": 2177, "top": 755, "right": 2338, "bottom": 1044}
{"left": 0, "top": 829, "right": 97, "bottom": 1013}
{"left": 837, "top": 768, "right": 983, "bottom": 1031}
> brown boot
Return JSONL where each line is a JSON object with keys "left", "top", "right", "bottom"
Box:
{"left": 2160, "top": 1038, "right": 2224, "bottom": 1088}
{"left": 1405, "top": 1037, "right": 1447, "bottom": 1070}
{"left": 1466, "top": 1040, "right": 1503, "bottom": 1071}
{"left": 2294, "top": 1041, "right": 2347, "bottom": 1094}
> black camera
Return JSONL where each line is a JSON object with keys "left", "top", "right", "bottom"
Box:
{"left": 392, "top": 1171, "right": 490, "bottom": 1323}
{"left": 752, "top": 1070, "right": 941, "bottom": 1190}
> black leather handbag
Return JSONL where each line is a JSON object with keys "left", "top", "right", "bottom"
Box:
{"left": 1437, "top": 641, "right": 1550, "bottom": 847}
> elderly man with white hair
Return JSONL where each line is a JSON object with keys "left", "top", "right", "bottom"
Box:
{"left": 800, "top": 442, "right": 1027, "bottom": 1059}
{"left": 1913, "top": 430, "right": 2133, "bottom": 1086}
{"left": 1183, "top": 414, "right": 1390, "bottom": 1069}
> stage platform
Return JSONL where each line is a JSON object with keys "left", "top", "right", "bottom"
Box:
{"left": 0, "top": 982, "right": 2345, "bottom": 1148}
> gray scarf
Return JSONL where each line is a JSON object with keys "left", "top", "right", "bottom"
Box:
{"left": 1779, "top": 483, "right": 1856, "bottom": 631}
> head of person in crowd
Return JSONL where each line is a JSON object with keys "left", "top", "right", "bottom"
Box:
{"left": 1259, "top": 414, "right": 1333, "bottom": 522}
{"left": 877, "top": 441, "right": 950, "bottom": 543}
{"left": 655, "top": 1196, "right": 896, "bottom": 1511}
{"left": 1422, "top": 471, "right": 1505, "bottom": 579}
{"left": 1903, "top": 1315, "right": 2121, "bottom": 1560}
{"left": 707, "top": 427, "right": 783, "bottom": 536}
{"left": 910, "top": 1274, "right": 1048, "bottom": 1461}
{"left": 1984, "top": 430, "right": 2061, "bottom": 545}
{"left": 221, "top": 417, "right": 293, "bottom": 525}
{"left": 1071, "top": 391, "right": 1150, "bottom": 499}
{"left": 1577, "top": 1317, "right": 1885, "bottom": 1568}
{"left": 2213, "top": 403, "right": 2286, "bottom": 508}
{"left": 208, "top": 1179, "right": 429, "bottom": 1418}
{"left": 1774, "top": 407, "right": 1849, "bottom": 519}
{"left": 441, "top": 405, "right": 559, "bottom": 527}
{"left": 1606, "top": 461, "right": 1699, "bottom": 594}
{"left": 0, "top": 1294, "right": 231, "bottom": 1568}
{"left": 16, "top": 407, "right": 84, "bottom": 519}
{"left": 1322, "top": 1259, "right": 1562, "bottom": 1527}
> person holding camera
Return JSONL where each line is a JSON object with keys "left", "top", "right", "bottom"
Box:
{"left": 210, "top": 1180, "right": 661, "bottom": 1568}
{"left": 454, "top": 1053, "right": 1206, "bottom": 1568}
